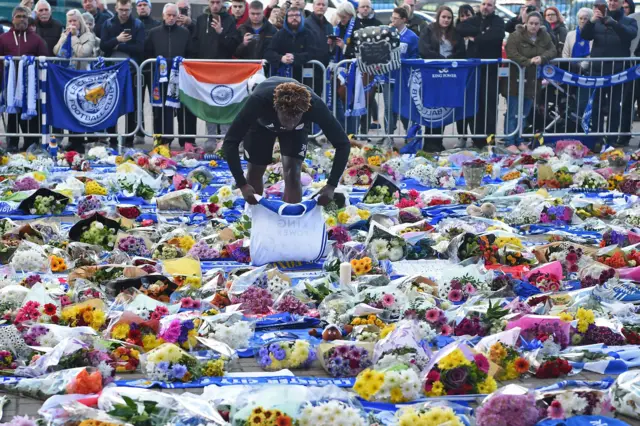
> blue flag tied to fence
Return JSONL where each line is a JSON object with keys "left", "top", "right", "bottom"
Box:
{"left": 392, "top": 59, "right": 481, "bottom": 128}
{"left": 539, "top": 63, "right": 640, "bottom": 88}
{"left": 46, "top": 61, "right": 134, "bottom": 133}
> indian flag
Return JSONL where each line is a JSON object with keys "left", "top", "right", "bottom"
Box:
{"left": 179, "top": 61, "right": 264, "bottom": 124}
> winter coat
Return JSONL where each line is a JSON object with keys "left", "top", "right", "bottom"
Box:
{"left": 0, "top": 28, "right": 48, "bottom": 85}
{"left": 234, "top": 18, "right": 277, "bottom": 59}
{"left": 144, "top": 23, "right": 191, "bottom": 63}
{"left": 562, "top": 29, "right": 593, "bottom": 58}
{"left": 505, "top": 24, "right": 556, "bottom": 98}
{"left": 354, "top": 13, "right": 382, "bottom": 31}
{"left": 550, "top": 22, "right": 568, "bottom": 56}
{"left": 407, "top": 15, "right": 426, "bottom": 37}
{"left": 53, "top": 30, "right": 99, "bottom": 69}
{"left": 35, "top": 18, "right": 64, "bottom": 56}
{"left": 419, "top": 24, "right": 466, "bottom": 59}
{"left": 305, "top": 13, "right": 333, "bottom": 65}
{"left": 99, "top": 15, "right": 145, "bottom": 64}
{"left": 89, "top": 9, "right": 111, "bottom": 40}
{"left": 264, "top": 11, "right": 312, "bottom": 80}
{"left": 138, "top": 15, "right": 161, "bottom": 33}
{"left": 581, "top": 8, "right": 637, "bottom": 72}
{"left": 192, "top": 12, "right": 241, "bottom": 59}
{"left": 456, "top": 12, "right": 505, "bottom": 58}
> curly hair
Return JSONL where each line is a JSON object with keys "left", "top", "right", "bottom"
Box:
{"left": 273, "top": 82, "right": 312, "bottom": 116}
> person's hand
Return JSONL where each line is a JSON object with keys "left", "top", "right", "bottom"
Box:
{"left": 603, "top": 15, "right": 615, "bottom": 25}
{"left": 519, "top": 5, "right": 528, "bottom": 21}
{"left": 243, "top": 32, "right": 254, "bottom": 45}
{"left": 327, "top": 37, "right": 333, "bottom": 45}
{"left": 281, "top": 53, "right": 294, "bottom": 64}
{"left": 335, "top": 37, "right": 345, "bottom": 48}
{"left": 530, "top": 56, "right": 542, "bottom": 65}
{"left": 177, "top": 14, "right": 191, "bottom": 25}
{"left": 316, "top": 185, "right": 335, "bottom": 207}
{"left": 240, "top": 184, "right": 259, "bottom": 205}
{"left": 592, "top": 8, "right": 603, "bottom": 21}
{"left": 211, "top": 17, "right": 223, "bottom": 34}
{"left": 116, "top": 31, "right": 132, "bottom": 43}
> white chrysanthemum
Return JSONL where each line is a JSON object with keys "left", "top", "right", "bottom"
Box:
{"left": 555, "top": 392, "right": 589, "bottom": 416}
{"left": 369, "top": 238, "right": 389, "bottom": 258}
{"left": 388, "top": 246, "right": 404, "bottom": 261}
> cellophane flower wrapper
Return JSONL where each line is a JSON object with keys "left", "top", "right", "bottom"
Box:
{"left": 8, "top": 367, "right": 104, "bottom": 398}
{"left": 317, "top": 340, "right": 375, "bottom": 377}
{"left": 157, "top": 312, "right": 201, "bottom": 351}
{"left": 9, "top": 240, "right": 50, "bottom": 273}
{"left": 22, "top": 322, "right": 97, "bottom": 348}
{"left": 358, "top": 283, "right": 409, "bottom": 321}
{"left": 507, "top": 315, "right": 571, "bottom": 349}
{"left": 227, "top": 265, "right": 269, "bottom": 296}
{"left": 114, "top": 232, "right": 152, "bottom": 258}
{"left": 142, "top": 342, "right": 202, "bottom": 382}
{"left": 156, "top": 189, "right": 196, "bottom": 212}
{"left": 365, "top": 222, "right": 408, "bottom": 262}
{"left": 66, "top": 242, "right": 102, "bottom": 268}
{"left": 318, "top": 291, "right": 357, "bottom": 326}
{"left": 104, "top": 310, "right": 161, "bottom": 352}
{"left": 373, "top": 320, "right": 431, "bottom": 373}
{"left": 610, "top": 370, "right": 640, "bottom": 419}
{"left": 537, "top": 387, "right": 614, "bottom": 420}
{"left": 396, "top": 401, "right": 473, "bottom": 426}
{"left": 272, "top": 288, "right": 313, "bottom": 317}
{"left": 61, "top": 299, "right": 107, "bottom": 331}
{"left": 353, "top": 363, "right": 423, "bottom": 402}
{"left": 39, "top": 398, "right": 128, "bottom": 426}
{"left": 255, "top": 339, "right": 316, "bottom": 371}
{"left": 475, "top": 384, "right": 539, "bottom": 426}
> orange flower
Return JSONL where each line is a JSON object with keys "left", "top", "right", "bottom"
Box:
{"left": 66, "top": 368, "right": 103, "bottom": 394}
{"left": 50, "top": 255, "right": 67, "bottom": 272}
{"left": 514, "top": 357, "right": 530, "bottom": 374}
{"left": 275, "top": 416, "right": 292, "bottom": 426}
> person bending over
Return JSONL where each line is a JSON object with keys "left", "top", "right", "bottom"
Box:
{"left": 223, "top": 77, "right": 350, "bottom": 206}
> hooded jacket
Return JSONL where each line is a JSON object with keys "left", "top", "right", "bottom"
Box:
{"left": 192, "top": 11, "right": 241, "bottom": 59}
{"left": 234, "top": 17, "right": 277, "bottom": 59}
{"left": 505, "top": 24, "right": 556, "bottom": 98}
{"left": 264, "top": 9, "right": 312, "bottom": 78}
{"left": 581, "top": 8, "right": 637, "bottom": 61}
{"left": 35, "top": 17, "right": 64, "bottom": 56}
{"left": 456, "top": 11, "right": 505, "bottom": 59}
{"left": 100, "top": 15, "right": 145, "bottom": 64}
{"left": 234, "top": 2, "right": 249, "bottom": 28}
{"left": 0, "top": 28, "right": 48, "bottom": 85}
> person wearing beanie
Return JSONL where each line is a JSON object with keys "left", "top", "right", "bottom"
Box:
{"left": 624, "top": 0, "right": 636, "bottom": 15}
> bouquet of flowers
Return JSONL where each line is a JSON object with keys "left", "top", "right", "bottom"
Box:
{"left": 10, "top": 241, "right": 50, "bottom": 273}
{"left": 110, "top": 345, "right": 141, "bottom": 373}
{"left": 328, "top": 206, "right": 370, "bottom": 227}
{"left": 527, "top": 271, "right": 562, "bottom": 292}
{"left": 158, "top": 317, "right": 200, "bottom": 350}
{"left": 298, "top": 400, "right": 368, "bottom": 426}
{"left": 143, "top": 343, "right": 201, "bottom": 382}
{"left": 61, "top": 299, "right": 107, "bottom": 331}
{"left": 619, "top": 175, "right": 640, "bottom": 195}
{"left": 317, "top": 342, "right": 374, "bottom": 377}
{"left": 611, "top": 370, "right": 640, "bottom": 419}
{"left": 540, "top": 204, "right": 574, "bottom": 225}
{"left": 73, "top": 217, "right": 119, "bottom": 250}
{"left": 256, "top": 339, "right": 315, "bottom": 371}
{"left": 366, "top": 224, "right": 407, "bottom": 261}
{"left": 575, "top": 203, "right": 617, "bottom": 220}
{"left": 342, "top": 165, "right": 373, "bottom": 186}
{"left": 77, "top": 195, "right": 104, "bottom": 217}
{"left": 462, "top": 159, "right": 486, "bottom": 188}
{"left": 108, "top": 312, "right": 162, "bottom": 352}
{"left": 13, "top": 300, "right": 61, "bottom": 329}
{"left": 476, "top": 387, "right": 540, "bottom": 426}
{"left": 20, "top": 189, "right": 70, "bottom": 215}
{"left": 535, "top": 357, "right": 573, "bottom": 378}
{"left": 353, "top": 364, "right": 422, "bottom": 402}
{"left": 598, "top": 247, "right": 640, "bottom": 268}
{"left": 188, "top": 239, "right": 220, "bottom": 260}
{"left": 423, "top": 347, "right": 496, "bottom": 396}
{"left": 538, "top": 389, "right": 614, "bottom": 420}
{"left": 511, "top": 316, "right": 571, "bottom": 349}
{"left": 13, "top": 176, "right": 40, "bottom": 191}
{"left": 442, "top": 274, "right": 485, "bottom": 304}
{"left": 572, "top": 170, "right": 608, "bottom": 190}
{"left": 488, "top": 342, "right": 530, "bottom": 380}
{"left": 0, "top": 349, "right": 18, "bottom": 370}
{"left": 405, "top": 163, "right": 437, "bottom": 187}
{"left": 116, "top": 234, "right": 151, "bottom": 258}
{"left": 187, "top": 167, "right": 213, "bottom": 186}
{"left": 199, "top": 314, "right": 254, "bottom": 349}
{"left": 397, "top": 405, "right": 468, "bottom": 426}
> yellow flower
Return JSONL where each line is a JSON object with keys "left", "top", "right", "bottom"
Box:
{"left": 380, "top": 324, "right": 396, "bottom": 339}
{"left": 218, "top": 186, "right": 233, "bottom": 200}
{"left": 82, "top": 309, "right": 94, "bottom": 324}
{"left": 111, "top": 323, "right": 130, "bottom": 340}
{"left": 390, "top": 387, "right": 405, "bottom": 403}
{"left": 357, "top": 209, "right": 370, "bottom": 220}
{"left": 115, "top": 156, "right": 124, "bottom": 165}
{"left": 0, "top": 156, "right": 8, "bottom": 165}
{"left": 325, "top": 216, "right": 337, "bottom": 227}
{"left": 32, "top": 172, "right": 46, "bottom": 182}
{"left": 324, "top": 150, "right": 333, "bottom": 158}
{"left": 489, "top": 342, "right": 507, "bottom": 363}
{"left": 90, "top": 310, "right": 106, "bottom": 330}
{"left": 576, "top": 307, "right": 595, "bottom": 333}
{"left": 177, "top": 235, "right": 195, "bottom": 251}
{"left": 85, "top": 180, "right": 107, "bottom": 196}
{"left": 437, "top": 349, "right": 471, "bottom": 370}
{"left": 203, "top": 359, "right": 225, "bottom": 376}
{"left": 477, "top": 376, "right": 498, "bottom": 394}
{"left": 209, "top": 160, "right": 218, "bottom": 167}
{"left": 142, "top": 335, "right": 163, "bottom": 352}
{"left": 559, "top": 312, "right": 573, "bottom": 322}
{"left": 337, "top": 211, "right": 350, "bottom": 224}
{"left": 367, "top": 155, "right": 382, "bottom": 167}
{"left": 427, "top": 380, "right": 446, "bottom": 397}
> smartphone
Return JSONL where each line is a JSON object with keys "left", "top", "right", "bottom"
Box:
{"left": 123, "top": 28, "right": 131, "bottom": 34}
{"left": 595, "top": 4, "right": 606, "bottom": 15}
{"left": 525, "top": 5, "right": 536, "bottom": 13}
{"left": 328, "top": 35, "right": 339, "bottom": 41}
{"left": 179, "top": 7, "right": 189, "bottom": 15}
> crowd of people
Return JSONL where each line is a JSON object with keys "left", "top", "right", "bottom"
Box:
{"left": 0, "top": 0, "right": 639, "bottom": 153}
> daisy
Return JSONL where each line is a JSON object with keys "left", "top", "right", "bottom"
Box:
{"left": 381, "top": 294, "right": 395, "bottom": 307}
{"left": 425, "top": 308, "right": 441, "bottom": 323}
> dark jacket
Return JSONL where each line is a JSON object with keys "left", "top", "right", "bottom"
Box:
{"left": 264, "top": 11, "right": 312, "bottom": 79}
{"left": 550, "top": 22, "right": 568, "bottom": 56}
{"left": 456, "top": 12, "right": 505, "bottom": 58}
{"left": 138, "top": 15, "right": 161, "bottom": 33}
{"left": 354, "top": 13, "right": 382, "bottom": 31}
{"left": 234, "top": 18, "right": 277, "bottom": 59}
{"left": 235, "top": 2, "right": 249, "bottom": 28}
{"left": 505, "top": 24, "right": 556, "bottom": 98}
{"left": 407, "top": 15, "right": 426, "bottom": 37}
{"left": 305, "top": 13, "right": 333, "bottom": 65}
{"left": 100, "top": 16, "right": 145, "bottom": 64}
{"left": 419, "top": 24, "right": 466, "bottom": 59}
{"left": 182, "top": 21, "right": 196, "bottom": 36}
{"left": 0, "top": 28, "right": 48, "bottom": 84}
{"left": 89, "top": 9, "right": 111, "bottom": 40}
{"left": 192, "top": 12, "right": 241, "bottom": 59}
{"left": 145, "top": 23, "right": 191, "bottom": 62}
{"left": 223, "top": 77, "right": 350, "bottom": 188}
{"left": 35, "top": 18, "right": 63, "bottom": 56}
{"left": 335, "top": 21, "right": 356, "bottom": 59}
{"left": 581, "top": 8, "right": 637, "bottom": 60}
{"left": 507, "top": 15, "right": 557, "bottom": 46}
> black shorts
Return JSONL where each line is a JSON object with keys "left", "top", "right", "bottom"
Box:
{"left": 243, "top": 125, "right": 308, "bottom": 166}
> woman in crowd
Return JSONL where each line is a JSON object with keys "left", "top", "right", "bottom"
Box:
{"left": 562, "top": 8, "right": 592, "bottom": 132}
{"left": 81, "top": 12, "right": 101, "bottom": 56}
{"left": 504, "top": 11, "right": 556, "bottom": 153}
{"left": 332, "top": 2, "right": 358, "bottom": 134}
{"left": 544, "top": 6, "right": 567, "bottom": 56}
{"left": 624, "top": 0, "right": 635, "bottom": 15}
{"left": 54, "top": 9, "right": 98, "bottom": 70}
{"left": 418, "top": 6, "right": 465, "bottom": 152}
{"left": 455, "top": 3, "right": 475, "bottom": 147}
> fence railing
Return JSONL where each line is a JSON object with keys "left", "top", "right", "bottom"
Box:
{"left": 1, "top": 55, "right": 638, "bottom": 154}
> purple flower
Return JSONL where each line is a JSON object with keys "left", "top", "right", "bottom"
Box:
{"left": 258, "top": 347, "right": 268, "bottom": 358}
{"left": 170, "top": 364, "right": 187, "bottom": 380}
{"left": 260, "top": 356, "right": 272, "bottom": 366}
{"left": 476, "top": 393, "right": 539, "bottom": 426}
{"left": 157, "top": 361, "right": 170, "bottom": 372}
{"left": 273, "top": 349, "right": 286, "bottom": 361}
{"left": 441, "top": 367, "right": 469, "bottom": 390}
{"left": 159, "top": 319, "right": 182, "bottom": 343}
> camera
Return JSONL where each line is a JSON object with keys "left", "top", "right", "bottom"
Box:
{"left": 179, "top": 7, "right": 189, "bottom": 15}
{"left": 526, "top": 5, "right": 536, "bottom": 13}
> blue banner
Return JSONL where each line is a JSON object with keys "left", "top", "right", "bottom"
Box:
{"left": 46, "top": 61, "right": 134, "bottom": 133}
{"left": 540, "top": 63, "right": 640, "bottom": 88}
{"left": 393, "top": 59, "right": 480, "bottom": 128}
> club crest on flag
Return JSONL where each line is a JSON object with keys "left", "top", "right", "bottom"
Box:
{"left": 409, "top": 69, "right": 454, "bottom": 123}
{"left": 210, "top": 85, "right": 234, "bottom": 106}
{"left": 543, "top": 65, "right": 556, "bottom": 78}
{"left": 64, "top": 71, "right": 119, "bottom": 127}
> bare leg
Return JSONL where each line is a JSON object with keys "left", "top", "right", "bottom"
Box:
{"left": 282, "top": 156, "right": 303, "bottom": 203}
{"left": 246, "top": 163, "right": 267, "bottom": 197}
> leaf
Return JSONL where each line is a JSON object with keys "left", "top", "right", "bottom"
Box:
{"left": 122, "top": 395, "right": 138, "bottom": 410}
{"left": 108, "top": 406, "right": 134, "bottom": 419}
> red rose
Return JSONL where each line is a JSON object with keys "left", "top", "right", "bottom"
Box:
{"left": 129, "top": 329, "right": 142, "bottom": 340}
{"left": 50, "top": 315, "right": 59, "bottom": 324}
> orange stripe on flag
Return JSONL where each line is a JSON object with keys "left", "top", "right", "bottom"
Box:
{"left": 182, "top": 61, "right": 263, "bottom": 84}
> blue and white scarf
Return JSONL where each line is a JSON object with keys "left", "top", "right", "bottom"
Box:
{"left": 572, "top": 27, "right": 590, "bottom": 59}
{"left": 21, "top": 56, "right": 38, "bottom": 120}
{"left": 339, "top": 63, "right": 366, "bottom": 117}
{"left": 165, "top": 56, "right": 183, "bottom": 108}
{"left": 0, "top": 56, "right": 16, "bottom": 113}
{"left": 56, "top": 33, "right": 72, "bottom": 68}
{"left": 334, "top": 18, "right": 355, "bottom": 63}
{"left": 0, "top": 56, "right": 37, "bottom": 118}
{"left": 89, "top": 57, "right": 105, "bottom": 70}
{"left": 14, "top": 57, "right": 25, "bottom": 109}
{"left": 151, "top": 55, "right": 169, "bottom": 107}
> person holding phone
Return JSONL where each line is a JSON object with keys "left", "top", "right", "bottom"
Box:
{"left": 582, "top": 0, "right": 637, "bottom": 147}
{"left": 235, "top": 0, "right": 277, "bottom": 59}
{"left": 505, "top": 0, "right": 554, "bottom": 37}
{"left": 192, "top": 0, "right": 240, "bottom": 59}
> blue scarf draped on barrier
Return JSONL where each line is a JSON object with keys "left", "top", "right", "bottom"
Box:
{"left": 572, "top": 27, "right": 591, "bottom": 58}
{"left": 151, "top": 55, "right": 168, "bottom": 107}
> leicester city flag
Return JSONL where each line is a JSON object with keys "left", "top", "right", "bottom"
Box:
{"left": 46, "top": 61, "right": 134, "bottom": 133}
{"left": 393, "top": 59, "right": 481, "bottom": 128}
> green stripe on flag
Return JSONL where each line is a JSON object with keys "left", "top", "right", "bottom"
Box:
{"left": 179, "top": 91, "right": 247, "bottom": 124}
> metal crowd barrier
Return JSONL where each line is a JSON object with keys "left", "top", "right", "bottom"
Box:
{"left": 138, "top": 58, "right": 327, "bottom": 145}
{"left": 0, "top": 56, "right": 140, "bottom": 152}
{"left": 331, "top": 58, "right": 525, "bottom": 146}
{"left": 523, "top": 57, "right": 640, "bottom": 143}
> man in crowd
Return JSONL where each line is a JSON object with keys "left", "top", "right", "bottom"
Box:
{"left": 83, "top": 0, "right": 111, "bottom": 38}
{"left": 306, "top": 0, "right": 332, "bottom": 66}
{"left": 0, "top": 6, "right": 48, "bottom": 153}
{"left": 193, "top": 0, "right": 240, "bottom": 59}
{"left": 145, "top": 3, "right": 191, "bottom": 147}
{"left": 583, "top": 0, "right": 637, "bottom": 147}
{"left": 176, "top": 0, "right": 196, "bottom": 34}
{"left": 354, "top": 0, "right": 382, "bottom": 132}
{"left": 456, "top": 0, "right": 505, "bottom": 149}
{"left": 355, "top": 0, "right": 381, "bottom": 29}
{"left": 34, "top": 0, "right": 63, "bottom": 56}
{"left": 265, "top": 7, "right": 312, "bottom": 82}
{"left": 97, "top": 0, "right": 114, "bottom": 17}
{"left": 100, "top": 0, "right": 144, "bottom": 149}
{"left": 402, "top": 0, "right": 426, "bottom": 36}
{"left": 230, "top": 0, "right": 249, "bottom": 28}
{"left": 223, "top": 77, "right": 349, "bottom": 206}
{"left": 135, "top": 0, "right": 160, "bottom": 145}
{"left": 235, "top": 0, "right": 276, "bottom": 59}
{"left": 263, "top": 0, "right": 279, "bottom": 19}
{"left": 506, "top": 0, "right": 555, "bottom": 39}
